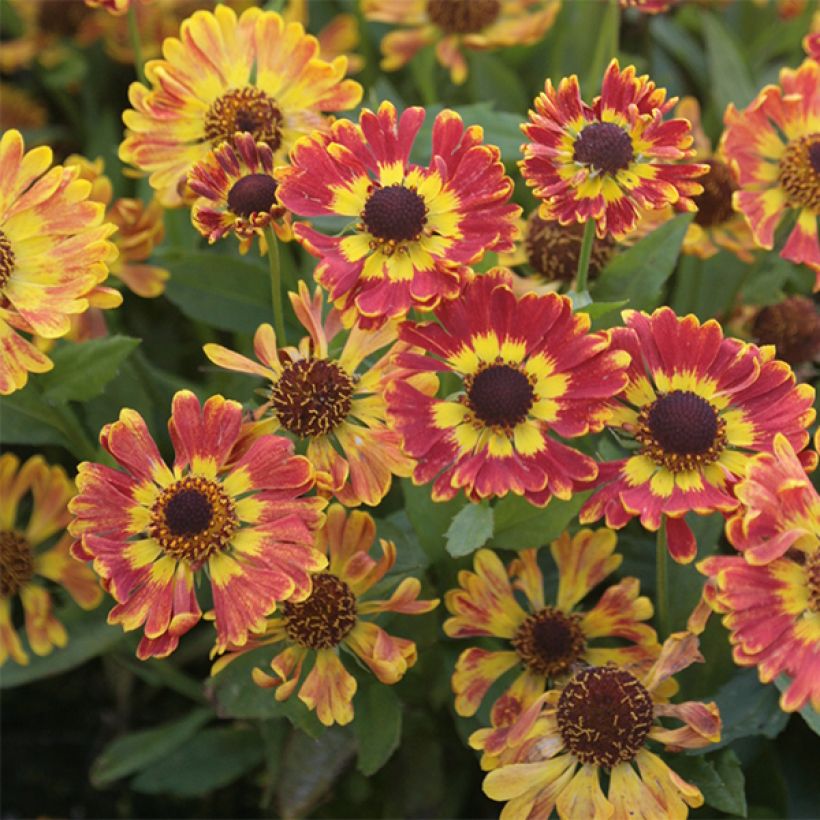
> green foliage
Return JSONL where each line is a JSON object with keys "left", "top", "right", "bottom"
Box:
{"left": 445, "top": 502, "right": 494, "bottom": 558}
{"left": 675, "top": 748, "right": 748, "bottom": 817}
{"left": 491, "top": 492, "right": 591, "bottom": 550}
{"left": 353, "top": 681, "right": 403, "bottom": 776}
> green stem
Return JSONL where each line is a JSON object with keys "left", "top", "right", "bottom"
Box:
{"left": 575, "top": 219, "right": 596, "bottom": 295}
{"left": 266, "top": 227, "right": 286, "bottom": 345}
{"left": 656, "top": 521, "right": 670, "bottom": 640}
{"left": 127, "top": 3, "right": 146, "bottom": 85}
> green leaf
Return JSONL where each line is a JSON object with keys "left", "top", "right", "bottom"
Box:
{"left": 445, "top": 502, "right": 494, "bottom": 558}
{"left": 702, "top": 12, "right": 756, "bottom": 113}
{"left": 467, "top": 52, "right": 528, "bottom": 114}
{"left": 775, "top": 675, "right": 820, "bottom": 736}
{"left": 90, "top": 708, "right": 211, "bottom": 787}
{"left": 353, "top": 681, "right": 403, "bottom": 776}
{"left": 402, "top": 479, "right": 466, "bottom": 563}
{"left": 649, "top": 16, "right": 708, "bottom": 85}
{"left": 675, "top": 749, "right": 747, "bottom": 817}
{"left": 580, "top": 299, "right": 629, "bottom": 325}
{"left": 490, "top": 492, "right": 590, "bottom": 551}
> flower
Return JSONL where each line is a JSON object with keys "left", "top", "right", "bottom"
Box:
{"left": 362, "top": 0, "right": 559, "bottom": 85}
{"left": 698, "top": 434, "right": 820, "bottom": 712}
{"left": 751, "top": 295, "right": 820, "bottom": 367}
{"left": 444, "top": 529, "right": 660, "bottom": 718}
{"left": 68, "top": 390, "right": 326, "bottom": 660}
{"left": 212, "top": 504, "right": 439, "bottom": 726}
{"left": 204, "top": 282, "right": 419, "bottom": 507}
{"left": 0, "top": 82, "right": 49, "bottom": 132}
{"left": 188, "top": 132, "right": 291, "bottom": 254}
{"left": 1, "top": 454, "right": 102, "bottom": 666}
{"left": 84, "top": 0, "right": 133, "bottom": 14}
{"left": 722, "top": 58, "right": 820, "bottom": 284}
{"left": 0, "top": 130, "right": 119, "bottom": 396}
{"left": 119, "top": 5, "right": 362, "bottom": 206}
{"left": 277, "top": 101, "right": 520, "bottom": 328}
{"left": 580, "top": 307, "right": 816, "bottom": 563}
{"left": 482, "top": 632, "right": 721, "bottom": 819}
{"left": 385, "top": 270, "right": 630, "bottom": 504}
{"left": 520, "top": 59, "right": 707, "bottom": 240}
{"left": 284, "top": 0, "right": 363, "bottom": 74}
{"left": 620, "top": 0, "right": 677, "bottom": 12}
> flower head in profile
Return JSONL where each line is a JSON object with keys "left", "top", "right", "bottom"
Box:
{"left": 445, "top": 529, "right": 660, "bottom": 719}
{"left": 698, "top": 434, "right": 820, "bottom": 713}
{"left": 119, "top": 5, "right": 362, "bottom": 206}
{"left": 277, "top": 101, "right": 520, "bottom": 328}
{"left": 1, "top": 454, "right": 102, "bottom": 666}
{"left": 521, "top": 60, "right": 707, "bottom": 240}
{"left": 0, "top": 130, "right": 119, "bottom": 396}
{"left": 212, "top": 505, "right": 439, "bottom": 726}
{"left": 386, "top": 271, "right": 630, "bottom": 505}
{"left": 483, "top": 632, "right": 721, "bottom": 819}
{"left": 580, "top": 307, "right": 816, "bottom": 563}
{"left": 69, "top": 390, "right": 326, "bottom": 660}
{"left": 363, "top": 0, "right": 559, "bottom": 85}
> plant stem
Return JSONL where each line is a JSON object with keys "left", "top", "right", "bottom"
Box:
{"left": 575, "top": 219, "right": 596, "bottom": 295}
{"left": 266, "top": 227, "right": 286, "bottom": 345}
{"left": 656, "top": 521, "right": 670, "bottom": 640}
{"left": 127, "top": 3, "right": 146, "bottom": 85}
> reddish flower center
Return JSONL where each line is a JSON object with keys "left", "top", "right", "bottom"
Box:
{"left": 752, "top": 295, "right": 820, "bottom": 366}
{"left": 283, "top": 572, "right": 358, "bottom": 649}
{"left": 204, "top": 87, "right": 283, "bottom": 151}
{"left": 426, "top": 0, "right": 501, "bottom": 33}
{"left": 806, "top": 549, "right": 820, "bottom": 613}
{"left": 511, "top": 607, "right": 586, "bottom": 678}
{"left": 0, "top": 230, "right": 15, "bottom": 292}
{"left": 0, "top": 530, "right": 34, "bottom": 598}
{"left": 362, "top": 184, "right": 428, "bottom": 245}
{"left": 270, "top": 358, "right": 354, "bottom": 438}
{"left": 149, "top": 476, "right": 238, "bottom": 564}
{"left": 693, "top": 159, "right": 737, "bottom": 227}
{"left": 227, "top": 174, "right": 279, "bottom": 217}
{"left": 557, "top": 666, "right": 654, "bottom": 768}
{"left": 573, "top": 122, "right": 634, "bottom": 175}
{"left": 466, "top": 363, "right": 535, "bottom": 429}
{"left": 637, "top": 390, "right": 727, "bottom": 473}
{"left": 778, "top": 133, "right": 820, "bottom": 210}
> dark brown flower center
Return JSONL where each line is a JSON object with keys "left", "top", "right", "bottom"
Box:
{"left": 752, "top": 295, "right": 820, "bottom": 366}
{"left": 574, "top": 122, "right": 634, "bottom": 175}
{"left": 227, "top": 174, "right": 279, "bottom": 217}
{"left": 426, "top": 0, "right": 501, "bottom": 33}
{"left": 511, "top": 607, "right": 586, "bottom": 678}
{"left": 0, "top": 230, "right": 15, "bottom": 292}
{"left": 204, "top": 87, "right": 283, "bottom": 151}
{"left": 466, "top": 363, "right": 535, "bottom": 429}
{"left": 693, "top": 159, "right": 737, "bottom": 227}
{"left": 283, "top": 572, "right": 358, "bottom": 649}
{"left": 806, "top": 549, "right": 820, "bottom": 613}
{"left": 362, "top": 184, "right": 428, "bottom": 245}
{"left": 0, "top": 530, "right": 34, "bottom": 598}
{"left": 270, "top": 358, "right": 354, "bottom": 438}
{"left": 557, "top": 666, "right": 654, "bottom": 768}
{"left": 778, "top": 133, "right": 820, "bottom": 210}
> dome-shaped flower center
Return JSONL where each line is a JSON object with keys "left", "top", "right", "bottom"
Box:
{"left": 778, "top": 133, "right": 820, "bottom": 210}
{"left": 557, "top": 666, "right": 654, "bottom": 768}
{"left": 511, "top": 607, "right": 586, "bottom": 678}
{"left": 0, "top": 230, "right": 15, "bottom": 292}
{"left": 227, "top": 174, "right": 279, "bottom": 217}
{"left": 693, "top": 159, "right": 737, "bottom": 227}
{"left": 149, "top": 476, "right": 238, "bottom": 564}
{"left": 752, "top": 295, "right": 820, "bottom": 366}
{"left": 466, "top": 363, "right": 535, "bottom": 429}
{"left": 205, "top": 87, "right": 283, "bottom": 151}
{"left": 283, "top": 572, "right": 358, "bottom": 649}
{"left": 362, "top": 184, "right": 428, "bottom": 245}
{"left": 806, "top": 549, "right": 820, "bottom": 613}
{"left": 0, "top": 530, "right": 34, "bottom": 598}
{"left": 426, "top": 0, "right": 501, "bottom": 33}
{"left": 573, "top": 122, "right": 634, "bottom": 175}
{"left": 636, "top": 390, "right": 727, "bottom": 473}
{"left": 270, "top": 358, "right": 354, "bottom": 438}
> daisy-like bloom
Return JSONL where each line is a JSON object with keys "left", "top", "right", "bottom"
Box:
{"left": 722, "top": 58, "right": 820, "bottom": 283}
{"left": 212, "top": 505, "right": 439, "bottom": 726}
{"left": 277, "top": 101, "right": 519, "bottom": 328}
{"left": 68, "top": 390, "right": 326, "bottom": 660}
{"left": 119, "top": 5, "right": 362, "bottom": 207}
{"left": 444, "top": 529, "right": 660, "bottom": 718}
{"left": 698, "top": 434, "right": 820, "bottom": 713}
{"left": 204, "top": 282, "right": 419, "bottom": 507}
{"left": 362, "top": 0, "right": 559, "bottom": 85}
{"left": 0, "top": 130, "right": 119, "bottom": 396}
{"left": 188, "top": 132, "right": 291, "bottom": 255}
{"left": 482, "top": 632, "right": 721, "bottom": 819}
{"left": 580, "top": 307, "right": 817, "bottom": 563}
{"left": 385, "top": 270, "right": 630, "bottom": 504}
{"left": 521, "top": 59, "right": 707, "bottom": 240}
{"left": 751, "top": 295, "right": 820, "bottom": 367}
{"left": 1, "top": 454, "right": 102, "bottom": 666}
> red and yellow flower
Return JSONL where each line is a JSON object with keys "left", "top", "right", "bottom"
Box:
{"left": 212, "top": 504, "right": 439, "bottom": 726}
{"left": 0, "top": 130, "right": 119, "bottom": 396}
{"left": 581, "top": 307, "right": 816, "bottom": 563}
{"left": 284, "top": 0, "right": 363, "bottom": 74}
{"left": 119, "top": 5, "right": 362, "bottom": 206}
{"left": 68, "top": 390, "right": 326, "bottom": 660}
{"left": 1, "top": 454, "right": 102, "bottom": 666}
{"left": 722, "top": 58, "right": 820, "bottom": 284}
{"left": 362, "top": 0, "right": 559, "bottom": 85}
{"left": 698, "top": 434, "right": 820, "bottom": 713}
{"left": 385, "top": 270, "right": 630, "bottom": 505}
{"left": 521, "top": 59, "right": 707, "bottom": 240}
{"left": 277, "top": 101, "right": 519, "bottom": 328}
{"left": 620, "top": 0, "right": 676, "bottom": 13}
{"left": 444, "top": 529, "right": 660, "bottom": 718}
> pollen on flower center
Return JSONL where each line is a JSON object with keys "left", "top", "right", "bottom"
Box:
{"left": 693, "top": 159, "right": 737, "bottom": 227}
{"left": 283, "top": 572, "right": 358, "bottom": 649}
{"left": 362, "top": 184, "right": 428, "bottom": 245}
{"left": 573, "top": 122, "right": 634, "bottom": 175}
{"left": 204, "top": 87, "right": 283, "bottom": 151}
{"left": 0, "top": 229, "right": 15, "bottom": 291}
{"left": 426, "top": 0, "right": 501, "bottom": 33}
{"left": 511, "top": 607, "right": 586, "bottom": 678}
{"left": 0, "top": 530, "right": 34, "bottom": 598}
{"left": 557, "top": 666, "right": 654, "bottom": 768}
{"left": 227, "top": 174, "right": 279, "bottom": 217}
{"left": 778, "top": 133, "right": 820, "bottom": 210}
{"left": 270, "top": 358, "right": 355, "bottom": 438}
{"left": 465, "top": 363, "right": 535, "bottom": 429}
